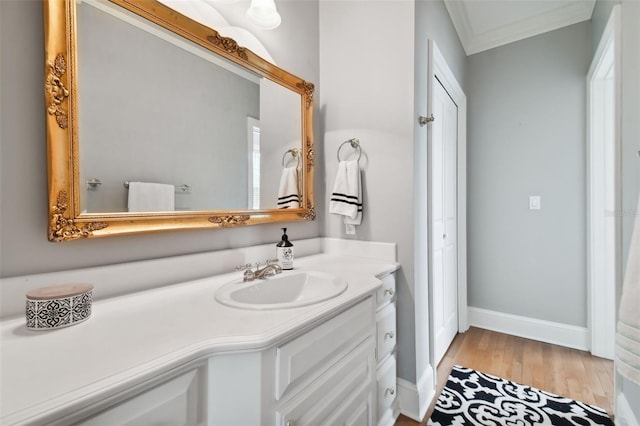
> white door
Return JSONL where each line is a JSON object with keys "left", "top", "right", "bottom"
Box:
{"left": 431, "top": 78, "right": 458, "bottom": 365}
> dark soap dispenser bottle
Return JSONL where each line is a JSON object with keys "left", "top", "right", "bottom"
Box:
{"left": 276, "top": 228, "right": 294, "bottom": 270}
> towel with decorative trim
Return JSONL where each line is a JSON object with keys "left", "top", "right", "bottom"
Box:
{"left": 329, "top": 160, "right": 362, "bottom": 225}
{"left": 617, "top": 195, "right": 640, "bottom": 386}
{"left": 127, "top": 181, "right": 174, "bottom": 212}
{"left": 277, "top": 167, "right": 300, "bottom": 209}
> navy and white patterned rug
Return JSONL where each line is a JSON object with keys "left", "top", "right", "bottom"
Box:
{"left": 428, "top": 365, "right": 614, "bottom": 426}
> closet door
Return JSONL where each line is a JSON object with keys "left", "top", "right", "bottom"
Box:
{"left": 431, "top": 77, "right": 458, "bottom": 366}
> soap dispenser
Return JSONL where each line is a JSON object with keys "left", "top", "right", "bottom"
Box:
{"left": 276, "top": 228, "right": 294, "bottom": 270}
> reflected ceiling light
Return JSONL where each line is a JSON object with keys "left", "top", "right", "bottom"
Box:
{"left": 246, "top": 0, "right": 281, "bottom": 30}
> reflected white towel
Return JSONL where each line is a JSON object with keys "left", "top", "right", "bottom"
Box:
{"left": 127, "top": 182, "right": 175, "bottom": 212}
{"left": 329, "top": 160, "right": 362, "bottom": 225}
{"left": 277, "top": 167, "right": 300, "bottom": 209}
{"left": 617, "top": 196, "right": 640, "bottom": 386}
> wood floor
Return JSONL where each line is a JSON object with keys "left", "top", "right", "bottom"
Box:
{"left": 394, "top": 327, "right": 614, "bottom": 425}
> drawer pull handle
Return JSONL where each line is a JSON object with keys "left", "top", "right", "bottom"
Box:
{"left": 385, "top": 331, "right": 395, "bottom": 340}
{"left": 384, "top": 288, "right": 394, "bottom": 296}
{"left": 385, "top": 387, "right": 395, "bottom": 396}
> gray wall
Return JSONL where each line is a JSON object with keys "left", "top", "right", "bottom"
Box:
{"left": 0, "top": 0, "right": 320, "bottom": 277}
{"left": 319, "top": 0, "right": 467, "bottom": 385}
{"left": 592, "top": 1, "right": 640, "bottom": 420}
{"left": 79, "top": 3, "right": 259, "bottom": 212}
{"left": 319, "top": 0, "right": 416, "bottom": 382}
{"left": 618, "top": 1, "right": 640, "bottom": 274}
{"left": 259, "top": 78, "right": 303, "bottom": 209}
{"left": 617, "top": 0, "right": 640, "bottom": 421}
{"left": 467, "top": 22, "right": 592, "bottom": 327}
{"left": 621, "top": 0, "right": 640, "bottom": 417}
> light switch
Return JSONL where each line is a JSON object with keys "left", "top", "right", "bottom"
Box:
{"left": 529, "top": 196, "right": 541, "bottom": 210}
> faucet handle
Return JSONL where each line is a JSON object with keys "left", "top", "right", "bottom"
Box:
{"left": 235, "top": 263, "right": 255, "bottom": 281}
{"left": 236, "top": 263, "right": 253, "bottom": 271}
{"left": 266, "top": 258, "right": 283, "bottom": 273}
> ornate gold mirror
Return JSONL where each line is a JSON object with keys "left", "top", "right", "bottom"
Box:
{"left": 44, "top": 0, "right": 314, "bottom": 241}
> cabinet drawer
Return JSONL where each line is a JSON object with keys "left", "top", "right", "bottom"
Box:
{"left": 276, "top": 297, "right": 375, "bottom": 399}
{"left": 375, "top": 274, "right": 396, "bottom": 308}
{"left": 376, "top": 355, "right": 397, "bottom": 426}
{"left": 376, "top": 303, "right": 396, "bottom": 363}
{"left": 276, "top": 337, "right": 375, "bottom": 426}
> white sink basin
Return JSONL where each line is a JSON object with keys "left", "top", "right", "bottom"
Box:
{"left": 215, "top": 271, "right": 348, "bottom": 310}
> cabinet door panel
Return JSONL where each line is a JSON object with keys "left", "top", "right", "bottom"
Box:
{"left": 276, "top": 337, "right": 375, "bottom": 426}
{"left": 327, "top": 382, "right": 374, "bottom": 426}
{"left": 276, "top": 297, "right": 374, "bottom": 399}
{"left": 76, "top": 369, "right": 203, "bottom": 426}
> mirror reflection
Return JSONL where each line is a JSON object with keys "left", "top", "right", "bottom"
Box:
{"left": 77, "top": 1, "right": 302, "bottom": 213}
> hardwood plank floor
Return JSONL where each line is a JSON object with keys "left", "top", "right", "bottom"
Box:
{"left": 394, "top": 327, "right": 614, "bottom": 425}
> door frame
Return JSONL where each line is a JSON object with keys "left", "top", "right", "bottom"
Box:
{"left": 407, "top": 39, "right": 467, "bottom": 423}
{"left": 586, "top": 5, "right": 621, "bottom": 360}
{"left": 427, "top": 39, "right": 468, "bottom": 357}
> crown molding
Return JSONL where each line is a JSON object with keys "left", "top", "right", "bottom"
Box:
{"left": 445, "top": 0, "right": 596, "bottom": 56}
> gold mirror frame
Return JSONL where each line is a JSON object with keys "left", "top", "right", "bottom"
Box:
{"left": 43, "top": 0, "right": 315, "bottom": 242}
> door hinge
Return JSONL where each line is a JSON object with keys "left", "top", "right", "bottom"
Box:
{"left": 418, "top": 114, "right": 435, "bottom": 126}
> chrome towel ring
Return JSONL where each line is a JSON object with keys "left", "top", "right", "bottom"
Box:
{"left": 282, "top": 148, "right": 301, "bottom": 168}
{"left": 337, "top": 138, "right": 361, "bottom": 162}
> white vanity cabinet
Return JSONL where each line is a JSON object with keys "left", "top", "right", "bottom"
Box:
{"left": 374, "top": 273, "right": 399, "bottom": 426}
{"left": 74, "top": 287, "right": 395, "bottom": 426}
{"left": 1, "top": 251, "right": 400, "bottom": 426}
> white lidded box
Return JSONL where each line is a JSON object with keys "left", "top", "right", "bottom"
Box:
{"left": 25, "top": 284, "right": 93, "bottom": 330}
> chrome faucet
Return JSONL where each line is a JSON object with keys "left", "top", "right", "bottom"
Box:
{"left": 235, "top": 259, "right": 282, "bottom": 282}
{"left": 254, "top": 259, "right": 282, "bottom": 279}
{"left": 235, "top": 264, "right": 256, "bottom": 282}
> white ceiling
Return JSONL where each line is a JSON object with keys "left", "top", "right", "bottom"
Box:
{"left": 444, "top": 0, "right": 596, "bottom": 55}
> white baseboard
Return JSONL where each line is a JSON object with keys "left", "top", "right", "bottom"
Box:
{"left": 468, "top": 307, "right": 589, "bottom": 351}
{"left": 397, "top": 365, "right": 435, "bottom": 422}
{"left": 617, "top": 392, "right": 640, "bottom": 426}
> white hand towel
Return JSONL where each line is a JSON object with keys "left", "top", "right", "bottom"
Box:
{"left": 277, "top": 167, "right": 300, "bottom": 209}
{"left": 330, "top": 160, "right": 362, "bottom": 225}
{"left": 617, "top": 196, "right": 640, "bottom": 386}
{"left": 127, "top": 182, "right": 175, "bottom": 212}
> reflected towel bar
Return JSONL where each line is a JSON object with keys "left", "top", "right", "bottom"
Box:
{"left": 123, "top": 181, "right": 191, "bottom": 193}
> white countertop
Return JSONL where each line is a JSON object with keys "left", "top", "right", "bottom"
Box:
{"left": 0, "top": 253, "right": 398, "bottom": 425}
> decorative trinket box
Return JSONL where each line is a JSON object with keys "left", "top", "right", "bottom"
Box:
{"left": 26, "top": 284, "right": 93, "bottom": 330}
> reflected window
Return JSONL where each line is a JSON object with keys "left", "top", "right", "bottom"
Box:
{"left": 247, "top": 117, "right": 261, "bottom": 209}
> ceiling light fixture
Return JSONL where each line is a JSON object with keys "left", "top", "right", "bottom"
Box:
{"left": 246, "top": 0, "right": 281, "bottom": 30}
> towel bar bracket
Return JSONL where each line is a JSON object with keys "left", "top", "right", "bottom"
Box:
{"left": 86, "top": 178, "right": 102, "bottom": 188}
